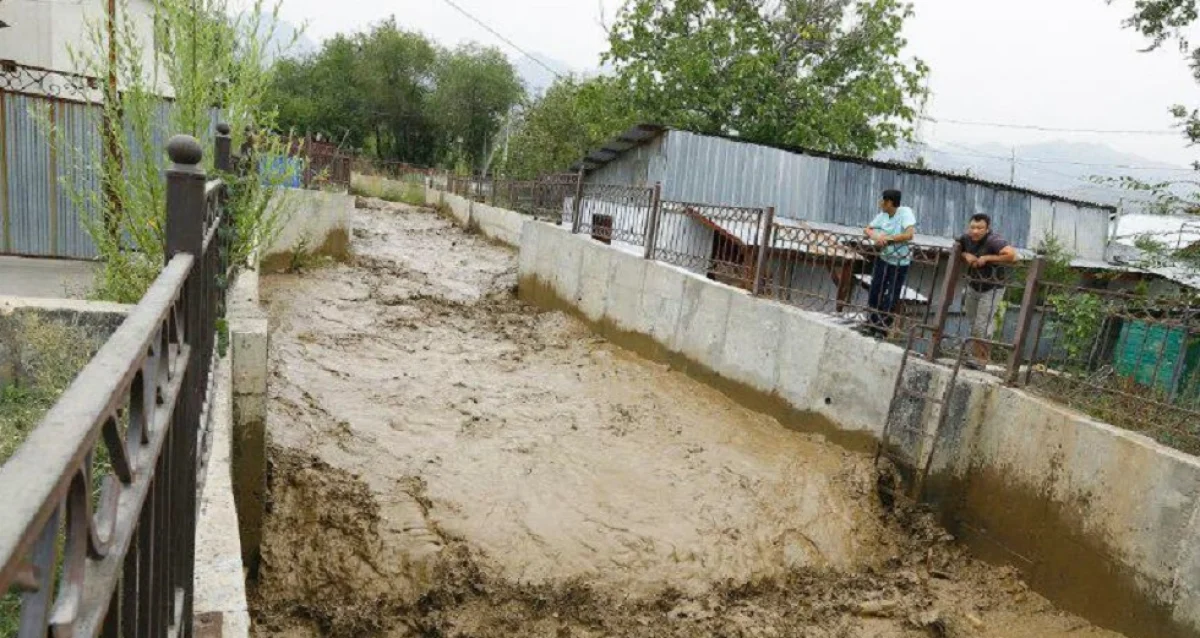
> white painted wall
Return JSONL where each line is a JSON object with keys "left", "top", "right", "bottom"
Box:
{"left": 0, "top": 0, "right": 162, "bottom": 93}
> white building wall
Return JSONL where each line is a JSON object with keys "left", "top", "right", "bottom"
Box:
{"left": 0, "top": 0, "right": 161, "bottom": 93}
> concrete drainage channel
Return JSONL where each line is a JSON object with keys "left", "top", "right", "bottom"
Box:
{"left": 206, "top": 186, "right": 1144, "bottom": 638}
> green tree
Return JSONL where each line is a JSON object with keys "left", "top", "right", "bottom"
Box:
{"left": 429, "top": 44, "right": 525, "bottom": 170}
{"left": 501, "top": 76, "right": 640, "bottom": 178}
{"left": 604, "top": 0, "right": 930, "bottom": 156}
{"left": 358, "top": 21, "right": 439, "bottom": 163}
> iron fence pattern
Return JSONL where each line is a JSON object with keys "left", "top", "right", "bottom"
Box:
{"left": 651, "top": 201, "right": 768, "bottom": 290}
{"left": 761, "top": 223, "right": 949, "bottom": 337}
{"left": 0, "top": 130, "right": 230, "bottom": 637}
{"left": 573, "top": 184, "right": 656, "bottom": 248}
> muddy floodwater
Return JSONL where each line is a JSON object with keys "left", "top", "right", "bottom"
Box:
{"left": 252, "top": 199, "right": 1125, "bottom": 638}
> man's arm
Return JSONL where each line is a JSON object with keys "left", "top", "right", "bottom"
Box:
{"left": 889, "top": 225, "right": 915, "bottom": 243}
{"left": 979, "top": 245, "right": 1018, "bottom": 266}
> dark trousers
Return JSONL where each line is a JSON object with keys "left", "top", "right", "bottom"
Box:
{"left": 867, "top": 258, "right": 909, "bottom": 330}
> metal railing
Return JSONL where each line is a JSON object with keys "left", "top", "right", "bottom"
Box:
{"left": 1025, "top": 284, "right": 1200, "bottom": 452}
{"left": 650, "top": 201, "right": 770, "bottom": 290}
{"left": 570, "top": 184, "right": 658, "bottom": 248}
{"left": 434, "top": 174, "right": 1200, "bottom": 453}
{"left": 761, "top": 223, "right": 950, "bottom": 334}
{"left": 0, "top": 127, "right": 231, "bottom": 637}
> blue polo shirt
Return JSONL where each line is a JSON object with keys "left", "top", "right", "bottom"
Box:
{"left": 868, "top": 206, "right": 917, "bottom": 266}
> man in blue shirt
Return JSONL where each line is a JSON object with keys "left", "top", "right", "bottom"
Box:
{"left": 862, "top": 189, "right": 916, "bottom": 337}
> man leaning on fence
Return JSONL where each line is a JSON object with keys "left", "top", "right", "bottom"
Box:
{"left": 958, "top": 213, "right": 1018, "bottom": 369}
{"left": 862, "top": 189, "right": 916, "bottom": 337}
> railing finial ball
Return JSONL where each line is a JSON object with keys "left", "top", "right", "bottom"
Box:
{"left": 167, "top": 134, "right": 203, "bottom": 167}
{"left": 216, "top": 122, "right": 231, "bottom": 136}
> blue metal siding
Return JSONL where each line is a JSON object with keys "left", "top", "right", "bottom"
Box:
{"left": 0, "top": 90, "right": 218, "bottom": 258}
{"left": 591, "top": 130, "right": 1109, "bottom": 258}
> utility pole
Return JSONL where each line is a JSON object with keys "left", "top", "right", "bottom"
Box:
{"left": 1009, "top": 147, "right": 1016, "bottom": 185}
{"left": 101, "top": 0, "right": 124, "bottom": 242}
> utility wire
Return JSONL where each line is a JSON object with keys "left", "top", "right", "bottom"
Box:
{"left": 436, "top": 0, "right": 565, "bottom": 80}
{"left": 921, "top": 115, "right": 1180, "bottom": 136}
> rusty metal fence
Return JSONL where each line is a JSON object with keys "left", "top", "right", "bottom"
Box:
{"left": 650, "top": 201, "right": 770, "bottom": 290}
{"left": 1025, "top": 284, "right": 1200, "bottom": 452}
{"left": 0, "top": 128, "right": 232, "bottom": 637}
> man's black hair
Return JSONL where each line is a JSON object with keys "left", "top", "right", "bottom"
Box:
{"left": 970, "top": 213, "right": 992, "bottom": 228}
{"left": 882, "top": 189, "right": 902, "bottom": 206}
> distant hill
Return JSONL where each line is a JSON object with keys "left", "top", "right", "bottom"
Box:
{"left": 879, "top": 140, "right": 1194, "bottom": 213}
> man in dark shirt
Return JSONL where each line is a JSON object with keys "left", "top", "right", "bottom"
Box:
{"left": 958, "top": 213, "right": 1018, "bottom": 368}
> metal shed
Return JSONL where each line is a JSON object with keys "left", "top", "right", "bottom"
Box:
{"left": 574, "top": 126, "right": 1116, "bottom": 261}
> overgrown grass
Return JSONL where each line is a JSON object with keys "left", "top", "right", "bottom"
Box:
{"left": 350, "top": 175, "right": 426, "bottom": 207}
{"left": 1, "top": 314, "right": 100, "bottom": 636}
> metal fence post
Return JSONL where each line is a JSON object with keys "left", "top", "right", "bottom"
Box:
{"left": 752, "top": 206, "right": 776, "bottom": 296}
{"left": 643, "top": 182, "right": 662, "bottom": 260}
{"left": 1007, "top": 256, "right": 1045, "bottom": 385}
{"left": 164, "top": 134, "right": 207, "bottom": 638}
{"left": 928, "top": 242, "right": 964, "bottom": 361}
{"left": 214, "top": 122, "right": 232, "bottom": 173}
{"left": 166, "top": 135, "right": 206, "bottom": 262}
{"left": 571, "top": 168, "right": 585, "bottom": 234}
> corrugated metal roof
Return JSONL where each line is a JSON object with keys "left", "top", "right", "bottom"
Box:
{"left": 575, "top": 124, "right": 1115, "bottom": 212}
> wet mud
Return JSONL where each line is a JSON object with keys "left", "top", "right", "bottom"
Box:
{"left": 252, "top": 198, "right": 1125, "bottom": 638}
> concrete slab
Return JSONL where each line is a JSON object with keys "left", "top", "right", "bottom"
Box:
{"left": 671, "top": 275, "right": 733, "bottom": 368}
{"left": 517, "top": 219, "right": 543, "bottom": 282}
{"left": 0, "top": 256, "right": 96, "bottom": 299}
{"left": 603, "top": 250, "right": 647, "bottom": 333}
{"left": 577, "top": 237, "right": 613, "bottom": 323}
{"left": 194, "top": 355, "right": 251, "bottom": 638}
{"left": 774, "top": 305, "right": 830, "bottom": 412}
{"left": 720, "top": 292, "right": 783, "bottom": 393}
{"left": 810, "top": 325, "right": 903, "bottom": 435}
{"left": 553, "top": 232, "right": 585, "bottom": 305}
{"left": 640, "top": 262, "right": 686, "bottom": 349}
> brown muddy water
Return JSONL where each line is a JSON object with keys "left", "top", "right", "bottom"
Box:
{"left": 252, "top": 199, "right": 1124, "bottom": 638}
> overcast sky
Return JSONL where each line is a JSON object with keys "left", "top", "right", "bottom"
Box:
{"left": 269, "top": 0, "right": 1199, "bottom": 167}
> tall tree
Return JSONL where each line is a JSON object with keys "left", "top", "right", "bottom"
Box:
{"left": 429, "top": 44, "right": 525, "bottom": 170}
{"left": 604, "top": 0, "right": 929, "bottom": 156}
{"left": 501, "top": 76, "right": 640, "bottom": 178}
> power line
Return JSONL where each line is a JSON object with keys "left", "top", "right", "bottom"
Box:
{"left": 436, "top": 0, "right": 565, "bottom": 80}
{"left": 921, "top": 115, "right": 1180, "bottom": 137}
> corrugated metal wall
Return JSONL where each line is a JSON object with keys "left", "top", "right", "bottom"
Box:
{"left": 610, "top": 130, "right": 1112, "bottom": 261}
{"left": 0, "top": 93, "right": 211, "bottom": 259}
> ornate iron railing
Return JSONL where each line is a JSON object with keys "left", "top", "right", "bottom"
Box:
{"left": 0, "top": 125, "right": 232, "bottom": 637}
{"left": 0, "top": 60, "right": 101, "bottom": 103}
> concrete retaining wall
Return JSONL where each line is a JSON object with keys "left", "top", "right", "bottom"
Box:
{"left": 262, "top": 188, "right": 354, "bottom": 273}
{"left": 0, "top": 296, "right": 129, "bottom": 387}
{"left": 515, "top": 217, "right": 1200, "bottom": 638}
{"left": 226, "top": 265, "right": 269, "bottom": 576}
{"left": 436, "top": 190, "right": 526, "bottom": 248}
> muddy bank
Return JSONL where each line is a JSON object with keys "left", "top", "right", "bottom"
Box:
{"left": 252, "top": 198, "right": 1124, "bottom": 638}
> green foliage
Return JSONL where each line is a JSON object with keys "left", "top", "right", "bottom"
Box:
{"left": 432, "top": 45, "right": 525, "bottom": 170}
{"left": 1047, "top": 292, "right": 1108, "bottom": 363}
{"left": 52, "top": 0, "right": 299, "bottom": 303}
{"left": 603, "top": 0, "right": 930, "bottom": 157}
{"left": 1037, "top": 233, "right": 1078, "bottom": 285}
{"left": 500, "top": 76, "right": 640, "bottom": 178}
{"left": 267, "top": 20, "right": 524, "bottom": 170}
{"left": 1, "top": 316, "right": 98, "bottom": 465}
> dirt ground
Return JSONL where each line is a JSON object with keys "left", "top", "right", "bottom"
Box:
{"left": 250, "top": 198, "right": 1125, "bottom": 638}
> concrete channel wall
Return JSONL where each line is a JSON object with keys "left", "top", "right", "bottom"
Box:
{"left": 481, "top": 200, "right": 1200, "bottom": 638}
{"left": 261, "top": 188, "right": 354, "bottom": 273}
{"left": 438, "top": 192, "right": 526, "bottom": 248}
